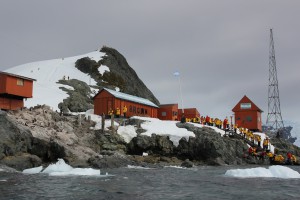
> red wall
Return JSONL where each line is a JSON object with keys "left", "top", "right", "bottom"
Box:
{"left": 94, "top": 90, "right": 158, "bottom": 118}
{"left": 158, "top": 104, "right": 178, "bottom": 121}
{"left": 0, "top": 74, "right": 33, "bottom": 98}
{"left": 0, "top": 97, "right": 24, "bottom": 110}
{"left": 178, "top": 108, "right": 200, "bottom": 120}
{"left": 234, "top": 111, "right": 262, "bottom": 131}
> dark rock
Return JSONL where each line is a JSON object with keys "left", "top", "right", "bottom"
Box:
{"left": 88, "top": 153, "right": 132, "bottom": 169}
{"left": 0, "top": 153, "right": 42, "bottom": 171}
{"left": 99, "top": 46, "right": 160, "bottom": 106}
{"left": 181, "top": 159, "right": 194, "bottom": 168}
{"left": 127, "top": 134, "right": 174, "bottom": 156}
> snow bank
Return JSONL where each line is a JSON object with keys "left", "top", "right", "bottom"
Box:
{"left": 117, "top": 125, "right": 137, "bottom": 143}
{"left": 132, "top": 116, "right": 195, "bottom": 146}
{"left": 225, "top": 166, "right": 300, "bottom": 179}
{"left": 22, "top": 159, "right": 108, "bottom": 177}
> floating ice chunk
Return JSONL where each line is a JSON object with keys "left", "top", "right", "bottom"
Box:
{"left": 127, "top": 165, "right": 153, "bottom": 169}
{"left": 23, "top": 166, "right": 43, "bottom": 174}
{"left": 42, "top": 159, "right": 73, "bottom": 174}
{"left": 225, "top": 165, "right": 300, "bottom": 179}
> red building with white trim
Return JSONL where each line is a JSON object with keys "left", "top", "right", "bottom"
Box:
{"left": 232, "top": 95, "right": 263, "bottom": 131}
{"left": 93, "top": 88, "right": 158, "bottom": 118}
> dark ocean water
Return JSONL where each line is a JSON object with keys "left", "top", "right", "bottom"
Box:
{"left": 1, "top": 165, "right": 300, "bottom": 200}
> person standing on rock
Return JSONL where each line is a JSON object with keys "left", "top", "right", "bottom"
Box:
{"left": 181, "top": 114, "right": 186, "bottom": 123}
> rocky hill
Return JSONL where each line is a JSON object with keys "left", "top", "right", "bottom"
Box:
{"left": 2, "top": 105, "right": 299, "bottom": 171}
{"left": 5, "top": 46, "right": 159, "bottom": 113}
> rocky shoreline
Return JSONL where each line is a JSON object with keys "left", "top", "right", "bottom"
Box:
{"left": 0, "top": 105, "right": 299, "bottom": 171}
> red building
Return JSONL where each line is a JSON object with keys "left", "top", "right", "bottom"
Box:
{"left": 232, "top": 95, "right": 263, "bottom": 131}
{"left": 0, "top": 71, "right": 35, "bottom": 110}
{"left": 178, "top": 108, "right": 200, "bottom": 120}
{"left": 93, "top": 88, "right": 158, "bottom": 118}
{"left": 158, "top": 103, "right": 178, "bottom": 121}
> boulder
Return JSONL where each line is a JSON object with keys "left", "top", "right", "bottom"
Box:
{"left": 0, "top": 153, "right": 42, "bottom": 171}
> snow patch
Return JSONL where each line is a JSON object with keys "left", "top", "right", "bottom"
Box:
{"left": 132, "top": 116, "right": 195, "bottom": 146}
{"left": 117, "top": 125, "right": 137, "bottom": 143}
{"left": 98, "top": 65, "right": 110, "bottom": 75}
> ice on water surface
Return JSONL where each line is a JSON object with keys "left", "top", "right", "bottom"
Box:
{"left": 23, "top": 158, "right": 110, "bottom": 177}
{"left": 225, "top": 165, "right": 300, "bottom": 179}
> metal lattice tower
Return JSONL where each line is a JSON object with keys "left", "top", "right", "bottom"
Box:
{"left": 266, "top": 29, "right": 284, "bottom": 130}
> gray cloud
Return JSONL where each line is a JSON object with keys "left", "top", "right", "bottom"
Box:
{"left": 1, "top": 0, "right": 299, "bottom": 123}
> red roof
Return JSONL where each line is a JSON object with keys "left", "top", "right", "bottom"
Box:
{"left": 0, "top": 71, "right": 36, "bottom": 81}
{"left": 232, "top": 95, "right": 263, "bottom": 112}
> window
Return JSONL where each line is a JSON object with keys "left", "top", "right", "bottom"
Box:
{"left": 17, "top": 79, "right": 24, "bottom": 86}
{"left": 172, "top": 111, "right": 177, "bottom": 116}
{"left": 133, "top": 106, "right": 136, "bottom": 113}
{"left": 161, "top": 112, "right": 167, "bottom": 116}
{"left": 137, "top": 108, "right": 141, "bottom": 114}
{"left": 246, "top": 116, "right": 252, "bottom": 122}
{"left": 145, "top": 109, "right": 148, "bottom": 115}
{"left": 129, "top": 105, "right": 133, "bottom": 112}
{"left": 141, "top": 108, "right": 144, "bottom": 114}
{"left": 240, "top": 103, "right": 251, "bottom": 109}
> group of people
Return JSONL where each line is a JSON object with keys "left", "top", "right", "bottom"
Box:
{"left": 183, "top": 114, "right": 298, "bottom": 165}
{"left": 108, "top": 106, "right": 127, "bottom": 118}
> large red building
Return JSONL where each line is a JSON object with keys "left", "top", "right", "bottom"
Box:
{"left": 232, "top": 95, "right": 263, "bottom": 131}
{"left": 158, "top": 103, "right": 178, "bottom": 121}
{"left": 93, "top": 88, "right": 158, "bottom": 118}
{"left": 0, "top": 71, "right": 35, "bottom": 110}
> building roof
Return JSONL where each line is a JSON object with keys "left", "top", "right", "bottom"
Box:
{"left": 98, "top": 88, "right": 159, "bottom": 108}
{"left": 0, "top": 71, "right": 36, "bottom": 81}
{"left": 232, "top": 95, "right": 263, "bottom": 112}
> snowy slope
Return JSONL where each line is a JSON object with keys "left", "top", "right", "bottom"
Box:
{"left": 5, "top": 50, "right": 106, "bottom": 111}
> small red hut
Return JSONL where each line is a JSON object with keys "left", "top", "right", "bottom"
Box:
{"left": 178, "top": 108, "right": 200, "bottom": 121}
{"left": 232, "top": 95, "right": 263, "bottom": 131}
{"left": 93, "top": 88, "right": 158, "bottom": 118}
{"left": 158, "top": 103, "right": 178, "bottom": 121}
{"left": 0, "top": 71, "right": 35, "bottom": 110}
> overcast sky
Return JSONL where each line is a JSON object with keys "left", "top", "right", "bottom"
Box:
{"left": 1, "top": 0, "right": 299, "bottom": 124}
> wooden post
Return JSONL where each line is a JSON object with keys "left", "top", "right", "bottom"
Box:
{"left": 101, "top": 113, "right": 105, "bottom": 133}
{"left": 111, "top": 114, "right": 115, "bottom": 133}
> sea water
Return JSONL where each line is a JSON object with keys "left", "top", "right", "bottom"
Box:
{"left": 1, "top": 164, "right": 300, "bottom": 199}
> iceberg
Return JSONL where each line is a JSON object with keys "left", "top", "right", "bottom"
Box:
{"left": 225, "top": 165, "right": 300, "bottom": 179}
{"left": 23, "top": 166, "right": 43, "bottom": 174}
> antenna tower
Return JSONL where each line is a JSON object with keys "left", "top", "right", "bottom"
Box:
{"left": 266, "top": 29, "right": 284, "bottom": 130}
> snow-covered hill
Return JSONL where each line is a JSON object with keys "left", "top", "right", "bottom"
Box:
{"left": 5, "top": 50, "right": 106, "bottom": 111}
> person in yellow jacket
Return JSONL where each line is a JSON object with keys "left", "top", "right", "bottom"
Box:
{"left": 123, "top": 106, "right": 127, "bottom": 118}
{"left": 263, "top": 137, "right": 269, "bottom": 151}
{"left": 257, "top": 135, "right": 261, "bottom": 147}
{"left": 108, "top": 108, "right": 114, "bottom": 118}
{"left": 115, "top": 108, "right": 120, "bottom": 118}
{"left": 233, "top": 124, "right": 238, "bottom": 133}
{"left": 274, "top": 154, "right": 285, "bottom": 163}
